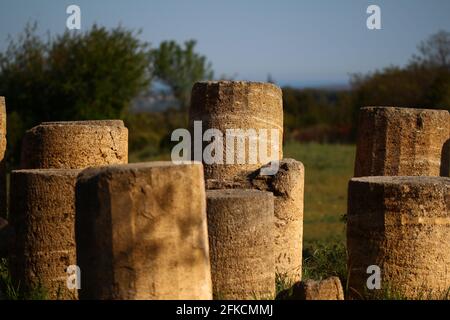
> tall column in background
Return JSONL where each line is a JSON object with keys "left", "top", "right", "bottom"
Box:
{"left": 354, "top": 107, "right": 450, "bottom": 177}
{"left": 189, "top": 81, "right": 283, "bottom": 182}
{"left": 190, "top": 81, "right": 305, "bottom": 282}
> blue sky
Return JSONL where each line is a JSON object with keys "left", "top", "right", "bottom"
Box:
{"left": 1, "top": 0, "right": 450, "bottom": 87}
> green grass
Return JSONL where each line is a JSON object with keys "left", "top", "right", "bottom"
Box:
{"left": 275, "top": 239, "right": 348, "bottom": 299}
{"left": 351, "top": 283, "right": 450, "bottom": 300}
{"left": 0, "top": 258, "right": 48, "bottom": 300}
{"left": 284, "top": 142, "right": 355, "bottom": 243}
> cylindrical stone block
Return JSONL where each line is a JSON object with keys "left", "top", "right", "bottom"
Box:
{"left": 20, "top": 120, "right": 128, "bottom": 169}
{"left": 206, "top": 189, "right": 275, "bottom": 299}
{"left": 76, "top": 162, "right": 212, "bottom": 300}
{"left": 354, "top": 107, "right": 450, "bottom": 177}
{"left": 9, "top": 169, "right": 81, "bottom": 300}
{"left": 189, "top": 81, "right": 283, "bottom": 182}
{"left": 0, "top": 97, "right": 6, "bottom": 217}
{"left": 206, "top": 159, "right": 305, "bottom": 282}
{"left": 347, "top": 176, "right": 450, "bottom": 299}
{"left": 252, "top": 159, "right": 304, "bottom": 282}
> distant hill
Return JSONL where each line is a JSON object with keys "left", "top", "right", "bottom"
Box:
{"left": 131, "top": 91, "right": 180, "bottom": 113}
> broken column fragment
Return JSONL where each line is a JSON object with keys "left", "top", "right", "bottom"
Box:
{"left": 278, "top": 277, "right": 345, "bottom": 300}
{"left": 20, "top": 120, "right": 128, "bottom": 169}
{"left": 354, "top": 107, "right": 450, "bottom": 177}
{"left": 9, "top": 169, "right": 81, "bottom": 300}
{"left": 207, "top": 159, "right": 305, "bottom": 282}
{"left": 347, "top": 176, "right": 450, "bottom": 299}
{"left": 250, "top": 159, "right": 304, "bottom": 282}
{"left": 206, "top": 189, "right": 275, "bottom": 299}
{"left": 189, "top": 81, "right": 304, "bottom": 283}
{"left": 75, "top": 162, "right": 212, "bottom": 300}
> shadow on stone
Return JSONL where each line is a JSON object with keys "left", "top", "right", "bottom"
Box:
{"left": 441, "top": 139, "right": 450, "bottom": 177}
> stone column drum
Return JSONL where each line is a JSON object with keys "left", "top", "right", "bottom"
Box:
{"left": 9, "top": 169, "right": 81, "bottom": 300}
{"left": 20, "top": 120, "right": 128, "bottom": 169}
{"left": 354, "top": 107, "right": 450, "bottom": 177}
{"left": 347, "top": 176, "right": 450, "bottom": 299}
{"left": 206, "top": 159, "right": 305, "bottom": 282}
{"left": 189, "top": 81, "right": 283, "bottom": 182}
{"left": 75, "top": 162, "right": 212, "bottom": 300}
{"left": 206, "top": 189, "right": 275, "bottom": 299}
{"left": 251, "top": 159, "right": 304, "bottom": 281}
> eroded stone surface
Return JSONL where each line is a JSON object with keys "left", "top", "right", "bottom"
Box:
{"left": 206, "top": 189, "right": 275, "bottom": 300}
{"left": 21, "top": 120, "right": 128, "bottom": 169}
{"left": 354, "top": 107, "right": 450, "bottom": 177}
{"left": 76, "top": 162, "right": 212, "bottom": 300}
{"left": 347, "top": 176, "right": 450, "bottom": 299}
{"left": 289, "top": 277, "right": 345, "bottom": 300}
{"left": 9, "top": 169, "right": 81, "bottom": 300}
{"left": 206, "top": 159, "right": 304, "bottom": 282}
{"left": 189, "top": 81, "right": 283, "bottom": 181}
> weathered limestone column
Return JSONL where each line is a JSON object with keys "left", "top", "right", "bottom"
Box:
{"left": 190, "top": 81, "right": 304, "bottom": 281}
{"left": 207, "top": 159, "right": 304, "bottom": 282}
{"left": 76, "top": 162, "right": 212, "bottom": 300}
{"left": 189, "top": 81, "right": 283, "bottom": 182}
{"left": 354, "top": 107, "right": 450, "bottom": 177}
{"left": 20, "top": 120, "right": 128, "bottom": 169}
{"left": 206, "top": 189, "right": 275, "bottom": 299}
{"left": 252, "top": 159, "right": 304, "bottom": 281}
{"left": 0, "top": 97, "right": 6, "bottom": 217}
{"left": 9, "top": 169, "right": 81, "bottom": 300}
{"left": 347, "top": 176, "right": 450, "bottom": 299}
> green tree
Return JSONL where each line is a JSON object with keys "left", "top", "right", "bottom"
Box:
{"left": 412, "top": 30, "right": 450, "bottom": 69}
{"left": 0, "top": 23, "right": 152, "bottom": 165}
{"left": 150, "top": 40, "right": 214, "bottom": 110}
{"left": 349, "top": 30, "right": 450, "bottom": 138}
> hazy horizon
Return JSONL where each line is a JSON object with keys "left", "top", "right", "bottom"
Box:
{"left": 1, "top": 0, "right": 450, "bottom": 88}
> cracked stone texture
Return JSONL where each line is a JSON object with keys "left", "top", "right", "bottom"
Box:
{"left": 9, "top": 169, "right": 81, "bottom": 300}
{"left": 20, "top": 120, "right": 128, "bottom": 169}
{"left": 76, "top": 162, "right": 212, "bottom": 300}
{"left": 206, "top": 159, "right": 304, "bottom": 282}
{"left": 206, "top": 189, "right": 275, "bottom": 299}
{"left": 289, "top": 277, "right": 344, "bottom": 300}
{"left": 189, "top": 81, "right": 283, "bottom": 182}
{"left": 0, "top": 97, "right": 6, "bottom": 216}
{"left": 347, "top": 176, "right": 450, "bottom": 299}
{"left": 354, "top": 107, "right": 450, "bottom": 177}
